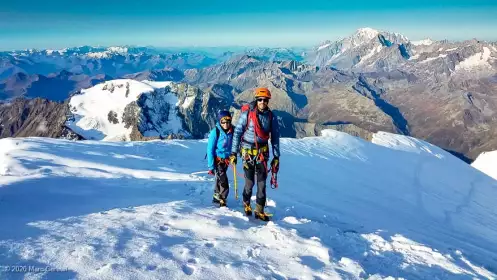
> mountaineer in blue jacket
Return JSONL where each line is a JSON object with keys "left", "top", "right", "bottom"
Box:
{"left": 206, "top": 110, "right": 234, "bottom": 207}
{"left": 229, "top": 87, "right": 280, "bottom": 221}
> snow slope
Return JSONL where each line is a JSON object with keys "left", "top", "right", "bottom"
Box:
{"left": 372, "top": 131, "right": 451, "bottom": 159}
{"left": 66, "top": 79, "right": 187, "bottom": 141}
{"left": 1, "top": 131, "right": 496, "bottom": 279}
{"left": 455, "top": 47, "right": 494, "bottom": 71}
{"left": 472, "top": 150, "right": 497, "bottom": 180}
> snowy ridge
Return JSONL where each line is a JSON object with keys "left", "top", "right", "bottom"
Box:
{"left": 372, "top": 131, "right": 450, "bottom": 159}
{"left": 344, "top": 28, "right": 380, "bottom": 50}
{"left": 308, "top": 27, "right": 412, "bottom": 69}
{"left": 317, "top": 43, "right": 332, "bottom": 51}
{"left": 0, "top": 131, "right": 496, "bottom": 279}
{"left": 357, "top": 45, "right": 383, "bottom": 65}
{"left": 315, "top": 27, "right": 381, "bottom": 55}
{"left": 419, "top": 54, "right": 448, "bottom": 63}
{"left": 86, "top": 47, "right": 130, "bottom": 59}
{"left": 66, "top": 79, "right": 186, "bottom": 141}
{"left": 472, "top": 150, "right": 497, "bottom": 180}
{"left": 455, "top": 47, "right": 494, "bottom": 71}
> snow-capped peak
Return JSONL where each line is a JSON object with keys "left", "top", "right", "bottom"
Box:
{"left": 86, "top": 52, "right": 110, "bottom": 59}
{"left": 412, "top": 39, "right": 434, "bottom": 46}
{"left": 107, "top": 46, "right": 129, "bottom": 53}
{"left": 85, "top": 47, "right": 130, "bottom": 58}
{"left": 336, "top": 27, "right": 384, "bottom": 53}
{"left": 66, "top": 79, "right": 189, "bottom": 141}
{"left": 354, "top": 27, "right": 380, "bottom": 39}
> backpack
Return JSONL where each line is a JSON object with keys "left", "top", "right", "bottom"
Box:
{"left": 241, "top": 102, "right": 272, "bottom": 141}
{"left": 204, "top": 126, "right": 220, "bottom": 160}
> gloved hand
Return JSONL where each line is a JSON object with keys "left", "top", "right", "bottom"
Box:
{"left": 270, "top": 157, "right": 279, "bottom": 173}
{"left": 229, "top": 153, "right": 237, "bottom": 165}
{"left": 208, "top": 169, "right": 215, "bottom": 176}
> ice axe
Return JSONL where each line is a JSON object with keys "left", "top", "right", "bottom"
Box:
{"left": 233, "top": 164, "right": 239, "bottom": 200}
{"left": 269, "top": 157, "right": 279, "bottom": 189}
{"left": 270, "top": 171, "right": 278, "bottom": 189}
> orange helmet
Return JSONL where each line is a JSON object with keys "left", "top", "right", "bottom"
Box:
{"left": 254, "top": 87, "right": 271, "bottom": 99}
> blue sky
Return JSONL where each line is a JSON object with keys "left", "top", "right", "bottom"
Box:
{"left": 1, "top": 0, "right": 496, "bottom": 50}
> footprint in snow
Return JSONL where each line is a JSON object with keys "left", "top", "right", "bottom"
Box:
{"left": 299, "top": 255, "right": 326, "bottom": 270}
{"left": 159, "top": 225, "right": 168, "bottom": 231}
{"left": 181, "top": 264, "right": 195, "bottom": 275}
{"left": 146, "top": 265, "right": 157, "bottom": 271}
{"left": 187, "top": 258, "right": 199, "bottom": 264}
{"left": 204, "top": 242, "right": 215, "bottom": 248}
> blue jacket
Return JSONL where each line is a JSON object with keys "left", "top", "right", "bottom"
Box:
{"left": 207, "top": 123, "right": 234, "bottom": 170}
{"left": 231, "top": 105, "right": 280, "bottom": 157}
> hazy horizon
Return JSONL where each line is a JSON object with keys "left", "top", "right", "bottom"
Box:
{"left": 1, "top": 0, "right": 496, "bottom": 51}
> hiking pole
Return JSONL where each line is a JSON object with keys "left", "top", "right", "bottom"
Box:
{"left": 233, "top": 164, "right": 239, "bottom": 200}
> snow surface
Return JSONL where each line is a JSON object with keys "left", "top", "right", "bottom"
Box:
{"left": 67, "top": 79, "right": 155, "bottom": 141}
{"left": 445, "top": 47, "right": 458, "bottom": 52}
{"left": 419, "top": 54, "right": 447, "bottom": 63}
{"left": 408, "top": 54, "right": 420, "bottom": 60}
{"left": 182, "top": 96, "right": 196, "bottom": 109}
{"left": 1, "top": 131, "right": 496, "bottom": 279}
{"left": 472, "top": 150, "right": 497, "bottom": 180}
{"left": 324, "top": 27, "right": 381, "bottom": 58}
{"left": 86, "top": 52, "right": 110, "bottom": 59}
{"left": 372, "top": 131, "right": 449, "bottom": 159}
{"left": 66, "top": 79, "right": 184, "bottom": 141}
{"left": 455, "top": 47, "right": 493, "bottom": 71}
{"left": 141, "top": 80, "right": 174, "bottom": 89}
{"left": 355, "top": 27, "right": 380, "bottom": 39}
{"left": 358, "top": 46, "right": 383, "bottom": 65}
{"left": 85, "top": 47, "right": 129, "bottom": 59}
{"left": 107, "top": 46, "right": 129, "bottom": 53}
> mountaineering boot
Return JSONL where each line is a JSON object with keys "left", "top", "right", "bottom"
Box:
{"left": 212, "top": 193, "right": 221, "bottom": 204}
{"left": 254, "top": 204, "right": 270, "bottom": 221}
{"left": 219, "top": 199, "right": 227, "bottom": 207}
{"left": 243, "top": 202, "right": 252, "bottom": 216}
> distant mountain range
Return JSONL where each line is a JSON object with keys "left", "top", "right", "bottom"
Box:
{"left": 1, "top": 28, "right": 496, "bottom": 162}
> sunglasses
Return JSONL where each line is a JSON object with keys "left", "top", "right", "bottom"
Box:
{"left": 256, "top": 98, "right": 269, "bottom": 103}
{"left": 220, "top": 119, "right": 231, "bottom": 124}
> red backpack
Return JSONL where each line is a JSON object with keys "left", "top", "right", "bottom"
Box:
{"left": 240, "top": 102, "right": 272, "bottom": 141}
